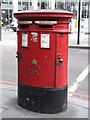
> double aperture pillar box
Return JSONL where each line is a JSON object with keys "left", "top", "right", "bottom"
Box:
{"left": 14, "top": 10, "right": 73, "bottom": 114}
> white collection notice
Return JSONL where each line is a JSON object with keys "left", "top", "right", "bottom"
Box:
{"left": 22, "top": 33, "right": 28, "bottom": 47}
{"left": 41, "top": 34, "right": 50, "bottom": 48}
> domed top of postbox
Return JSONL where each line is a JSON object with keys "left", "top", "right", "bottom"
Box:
{"left": 14, "top": 10, "right": 74, "bottom": 21}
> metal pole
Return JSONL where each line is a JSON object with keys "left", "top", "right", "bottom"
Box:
{"left": 77, "top": 0, "right": 81, "bottom": 44}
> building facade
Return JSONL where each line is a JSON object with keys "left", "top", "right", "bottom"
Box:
{"left": 1, "top": 0, "right": 90, "bottom": 25}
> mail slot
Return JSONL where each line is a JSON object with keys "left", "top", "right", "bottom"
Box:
{"left": 14, "top": 10, "right": 73, "bottom": 114}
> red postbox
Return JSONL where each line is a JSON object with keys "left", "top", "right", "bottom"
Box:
{"left": 14, "top": 10, "right": 73, "bottom": 113}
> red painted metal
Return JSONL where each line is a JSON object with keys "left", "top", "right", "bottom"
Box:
{"left": 14, "top": 10, "right": 73, "bottom": 88}
{"left": 14, "top": 10, "right": 73, "bottom": 21}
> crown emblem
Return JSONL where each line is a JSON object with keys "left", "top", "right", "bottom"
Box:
{"left": 32, "top": 59, "right": 37, "bottom": 65}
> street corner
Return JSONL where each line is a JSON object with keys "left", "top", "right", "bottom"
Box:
{"left": 0, "top": 82, "right": 89, "bottom": 118}
{"left": 0, "top": 0, "right": 90, "bottom": 118}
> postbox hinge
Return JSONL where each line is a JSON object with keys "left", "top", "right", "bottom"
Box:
{"left": 55, "top": 61, "right": 60, "bottom": 66}
{"left": 16, "top": 52, "right": 22, "bottom": 62}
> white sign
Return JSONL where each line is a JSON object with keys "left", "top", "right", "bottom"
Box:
{"left": 31, "top": 32, "right": 38, "bottom": 42}
{"left": 41, "top": 34, "right": 50, "bottom": 48}
{"left": 22, "top": 33, "right": 28, "bottom": 47}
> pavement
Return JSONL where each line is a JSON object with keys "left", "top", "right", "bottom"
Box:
{"left": 0, "top": 83, "right": 89, "bottom": 118}
{"left": 69, "top": 32, "right": 90, "bottom": 49}
{"left": 0, "top": 29, "right": 90, "bottom": 119}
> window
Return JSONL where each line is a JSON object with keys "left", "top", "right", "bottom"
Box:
{"left": 82, "top": 2, "right": 89, "bottom": 18}
{"left": 9, "top": 0, "right": 12, "bottom": 4}
{"left": 18, "top": 2, "right": 21, "bottom": 5}
{"left": 30, "top": 2, "right": 32, "bottom": 6}
{"left": 2, "top": 0, "right": 8, "bottom": 4}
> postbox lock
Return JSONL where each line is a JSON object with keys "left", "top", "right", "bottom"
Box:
{"left": 59, "top": 59, "right": 63, "bottom": 62}
{"left": 55, "top": 54, "right": 63, "bottom": 66}
{"left": 58, "top": 55, "right": 63, "bottom": 62}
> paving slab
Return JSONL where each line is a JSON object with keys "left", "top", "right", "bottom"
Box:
{"left": 2, "top": 99, "right": 88, "bottom": 118}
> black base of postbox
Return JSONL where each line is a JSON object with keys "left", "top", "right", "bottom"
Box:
{"left": 18, "top": 83, "right": 67, "bottom": 114}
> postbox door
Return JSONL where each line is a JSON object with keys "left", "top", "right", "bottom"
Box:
{"left": 55, "top": 33, "right": 68, "bottom": 87}
{"left": 18, "top": 32, "right": 56, "bottom": 88}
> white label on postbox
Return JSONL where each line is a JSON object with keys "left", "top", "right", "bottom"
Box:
{"left": 41, "top": 34, "right": 50, "bottom": 48}
{"left": 22, "top": 33, "right": 28, "bottom": 47}
{"left": 31, "top": 32, "right": 38, "bottom": 42}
